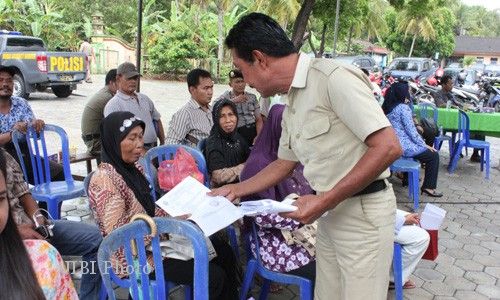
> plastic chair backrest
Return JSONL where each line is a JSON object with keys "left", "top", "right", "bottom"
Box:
{"left": 97, "top": 217, "right": 209, "bottom": 300}
{"left": 97, "top": 217, "right": 166, "bottom": 300}
{"left": 417, "top": 103, "right": 438, "bottom": 123}
{"left": 11, "top": 124, "right": 74, "bottom": 186}
{"left": 143, "top": 145, "right": 210, "bottom": 200}
{"left": 457, "top": 110, "right": 470, "bottom": 144}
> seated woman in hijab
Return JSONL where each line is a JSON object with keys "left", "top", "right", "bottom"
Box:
{"left": 88, "top": 111, "right": 239, "bottom": 299}
{"left": 240, "top": 104, "right": 317, "bottom": 285}
{"left": 205, "top": 99, "right": 250, "bottom": 187}
{"left": 382, "top": 82, "right": 443, "bottom": 197}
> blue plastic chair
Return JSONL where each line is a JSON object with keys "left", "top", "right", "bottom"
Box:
{"left": 239, "top": 222, "right": 313, "bottom": 300}
{"left": 417, "top": 103, "right": 453, "bottom": 155}
{"left": 448, "top": 110, "right": 490, "bottom": 179}
{"left": 390, "top": 158, "right": 420, "bottom": 211}
{"left": 393, "top": 243, "right": 403, "bottom": 300}
{"left": 196, "top": 138, "right": 206, "bottom": 154}
{"left": 11, "top": 124, "right": 85, "bottom": 219}
{"left": 143, "top": 144, "right": 240, "bottom": 259}
{"left": 98, "top": 216, "right": 209, "bottom": 300}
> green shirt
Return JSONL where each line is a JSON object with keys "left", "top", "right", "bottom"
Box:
{"left": 81, "top": 86, "right": 114, "bottom": 136}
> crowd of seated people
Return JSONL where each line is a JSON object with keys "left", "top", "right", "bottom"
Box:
{"left": 1, "top": 59, "right": 438, "bottom": 298}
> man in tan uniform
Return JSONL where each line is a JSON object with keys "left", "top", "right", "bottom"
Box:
{"left": 210, "top": 13, "right": 403, "bottom": 299}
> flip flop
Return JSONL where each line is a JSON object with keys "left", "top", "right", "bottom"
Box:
{"left": 403, "top": 280, "right": 416, "bottom": 289}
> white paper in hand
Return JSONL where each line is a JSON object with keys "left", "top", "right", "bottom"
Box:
{"left": 239, "top": 199, "right": 297, "bottom": 216}
{"left": 420, "top": 203, "right": 446, "bottom": 230}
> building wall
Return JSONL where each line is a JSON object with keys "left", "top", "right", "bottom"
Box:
{"left": 90, "top": 36, "right": 137, "bottom": 73}
{"left": 452, "top": 53, "right": 499, "bottom": 65}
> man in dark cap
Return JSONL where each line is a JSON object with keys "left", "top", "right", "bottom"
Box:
{"left": 104, "top": 62, "right": 164, "bottom": 150}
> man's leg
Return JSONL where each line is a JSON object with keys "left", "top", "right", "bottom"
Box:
{"left": 50, "top": 220, "right": 102, "bottom": 300}
{"left": 393, "top": 226, "right": 430, "bottom": 282}
{"left": 314, "top": 214, "right": 341, "bottom": 299}
{"left": 321, "top": 184, "right": 395, "bottom": 300}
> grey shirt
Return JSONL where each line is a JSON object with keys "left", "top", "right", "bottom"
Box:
{"left": 165, "top": 98, "right": 213, "bottom": 147}
{"left": 215, "top": 90, "right": 260, "bottom": 127}
{"left": 104, "top": 90, "right": 161, "bottom": 144}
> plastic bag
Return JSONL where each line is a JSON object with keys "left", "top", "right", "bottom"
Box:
{"left": 157, "top": 148, "right": 204, "bottom": 191}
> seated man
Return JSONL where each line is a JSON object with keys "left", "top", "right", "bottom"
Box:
{"left": 3, "top": 148, "right": 102, "bottom": 300}
{"left": 104, "top": 62, "right": 165, "bottom": 150}
{"left": 434, "top": 75, "right": 462, "bottom": 108}
{"left": 0, "top": 65, "right": 64, "bottom": 184}
{"left": 392, "top": 209, "right": 430, "bottom": 289}
{"left": 165, "top": 68, "right": 214, "bottom": 147}
{"left": 81, "top": 69, "right": 118, "bottom": 161}
{"left": 215, "top": 69, "right": 263, "bottom": 145}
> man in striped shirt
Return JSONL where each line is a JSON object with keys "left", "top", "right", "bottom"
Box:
{"left": 165, "top": 69, "right": 214, "bottom": 147}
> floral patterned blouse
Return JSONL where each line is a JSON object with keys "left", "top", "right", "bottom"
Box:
{"left": 387, "top": 104, "right": 427, "bottom": 157}
{"left": 251, "top": 213, "right": 315, "bottom": 273}
{"left": 24, "top": 239, "right": 78, "bottom": 300}
{"left": 88, "top": 162, "right": 167, "bottom": 277}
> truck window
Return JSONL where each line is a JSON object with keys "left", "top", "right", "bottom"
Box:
{"left": 6, "top": 38, "right": 45, "bottom": 51}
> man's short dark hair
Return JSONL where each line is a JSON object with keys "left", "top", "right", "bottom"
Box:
{"left": 105, "top": 69, "right": 117, "bottom": 85}
{"left": 0, "top": 66, "right": 16, "bottom": 77}
{"left": 225, "top": 13, "right": 296, "bottom": 63}
{"left": 440, "top": 74, "right": 452, "bottom": 85}
{"left": 187, "top": 68, "right": 211, "bottom": 88}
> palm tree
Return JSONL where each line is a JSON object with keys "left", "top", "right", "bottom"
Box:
{"left": 252, "top": 0, "right": 301, "bottom": 29}
{"left": 396, "top": 1, "right": 441, "bottom": 57}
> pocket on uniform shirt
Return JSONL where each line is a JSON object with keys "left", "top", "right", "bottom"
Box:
{"left": 303, "top": 116, "right": 330, "bottom": 139}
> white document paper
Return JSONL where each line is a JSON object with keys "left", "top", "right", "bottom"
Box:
{"left": 155, "top": 176, "right": 242, "bottom": 236}
{"left": 420, "top": 203, "right": 446, "bottom": 230}
{"left": 156, "top": 177, "right": 299, "bottom": 236}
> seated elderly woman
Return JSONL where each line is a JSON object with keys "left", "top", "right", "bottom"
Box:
{"left": 382, "top": 82, "right": 443, "bottom": 197}
{"left": 0, "top": 149, "right": 78, "bottom": 300}
{"left": 205, "top": 99, "right": 250, "bottom": 187}
{"left": 88, "top": 111, "right": 238, "bottom": 299}
{"left": 240, "top": 104, "right": 317, "bottom": 285}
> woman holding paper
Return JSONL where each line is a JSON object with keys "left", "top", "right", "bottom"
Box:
{"left": 205, "top": 99, "right": 250, "bottom": 187}
{"left": 382, "top": 82, "right": 443, "bottom": 197}
{"left": 392, "top": 209, "right": 430, "bottom": 289}
{"left": 88, "top": 111, "right": 239, "bottom": 299}
{"left": 240, "top": 105, "right": 317, "bottom": 284}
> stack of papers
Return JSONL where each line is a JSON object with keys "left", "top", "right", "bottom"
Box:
{"left": 155, "top": 177, "right": 297, "bottom": 236}
{"left": 420, "top": 203, "right": 446, "bottom": 230}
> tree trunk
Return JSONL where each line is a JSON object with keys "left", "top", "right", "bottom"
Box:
{"left": 291, "top": 0, "right": 316, "bottom": 50}
{"left": 217, "top": 4, "right": 224, "bottom": 82}
{"left": 319, "top": 23, "right": 327, "bottom": 57}
{"left": 308, "top": 33, "right": 318, "bottom": 58}
{"left": 347, "top": 24, "right": 354, "bottom": 54}
{"left": 332, "top": 0, "right": 341, "bottom": 56}
{"left": 408, "top": 34, "right": 417, "bottom": 57}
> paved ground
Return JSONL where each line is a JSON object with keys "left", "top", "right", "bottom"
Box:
{"left": 28, "top": 75, "right": 500, "bottom": 299}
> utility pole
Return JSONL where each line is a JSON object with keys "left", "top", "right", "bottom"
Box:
{"left": 332, "top": 0, "right": 341, "bottom": 57}
{"left": 136, "top": 0, "right": 143, "bottom": 92}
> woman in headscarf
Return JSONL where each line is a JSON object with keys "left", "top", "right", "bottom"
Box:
{"left": 382, "top": 82, "right": 443, "bottom": 197}
{"left": 205, "top": 99, "right": 250, "bottom": 187}
{"left": 240, "top": 104, "right": 317, "bottom": 285}
{"left": 88, "top": 111, "right": 238, "bottom": 299}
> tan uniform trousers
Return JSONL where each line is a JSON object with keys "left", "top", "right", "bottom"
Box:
{"left": 315, "top": 182, "right": 396, "bottom": 300}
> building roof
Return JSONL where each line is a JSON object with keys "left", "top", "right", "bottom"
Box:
{"left": 453, "top": 36, "right": 500, "bottom": 56}
{"left": 354, "top": 39, "right": 390, "bottom": 55}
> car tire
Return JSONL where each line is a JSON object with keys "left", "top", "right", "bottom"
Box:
{"left": 13, "top": 74, "right": 29, "bottom": 99}
{"left": 52, "top": 85, "right": 72, "bottom": 98}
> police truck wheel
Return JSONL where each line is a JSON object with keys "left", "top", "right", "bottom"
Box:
{"left": 52, "top": 85, "right": 72, "bottom": 98}
{"left": 13, "top": 74, "right": 28, "bottom": 99}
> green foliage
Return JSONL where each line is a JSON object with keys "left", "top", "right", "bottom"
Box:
{"left": 463, "top": 56, "right": 475, "bottom": 67}
{"left": 453, "top": 5, "right": 500, "bottom": 37}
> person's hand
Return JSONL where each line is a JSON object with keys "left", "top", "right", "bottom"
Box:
{"left": 207, "top": 184, "right": 239, "bottom": 202}
{"left": 17, "top": 224, "right": 44, "bottom": 240}
{"left": 31, "top": 119, "right": 45, "bottom": 133}
{"left": 176, "top": 214, "right": 192, "bottom": 220}
{"left": 404, "top": 213, "right": 420, "bottom": 225}
{"left": 426, "top": 145, "right": 437, "bottom": 152}
{"left": 281, "top": 194, "right": 328, "bottom": 224}
{"left": 231, "top": 94, "right": 247, "bottom": 104}
{"left": 12, "top": 121, "right": 28, "bottom": 133}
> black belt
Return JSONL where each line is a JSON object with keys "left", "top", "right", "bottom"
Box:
{"left": 144, "top": 142, "right": 158, "bottom": 148}
{"left": 82, "top": 133, "right": 100, "bottom": 142}
{"left": 354, "top": 180, "right": 387, "bottom": 197}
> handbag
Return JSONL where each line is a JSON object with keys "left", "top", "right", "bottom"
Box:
{"left": 422, "top": 229, "right": 438, "bottom": 260}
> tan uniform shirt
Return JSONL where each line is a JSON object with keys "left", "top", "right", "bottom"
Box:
{"left": 277, "top": 54, "right": 391, "bottom": 192}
